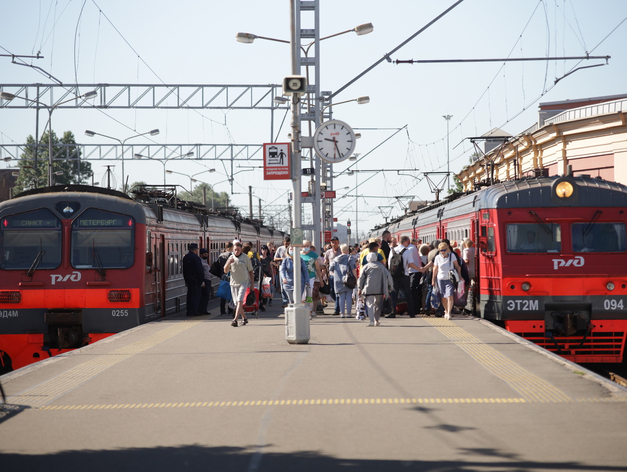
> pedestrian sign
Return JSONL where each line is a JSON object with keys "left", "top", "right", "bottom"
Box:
{"left": 264, "top": 143, "right": 291, "bottom": 180}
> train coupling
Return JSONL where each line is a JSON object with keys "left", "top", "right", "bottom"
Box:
{"left": 550, "top": 311, "right": 588, "bottom": 337}
{"left": 44, "top": 310, "right": 86, "bottom": 349}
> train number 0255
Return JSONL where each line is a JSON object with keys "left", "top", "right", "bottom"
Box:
{"left": 112, "top": 309, "right": 129, "bottom": 316}
{"left": 603, "top": 299, "right": 625, "bottom": 310}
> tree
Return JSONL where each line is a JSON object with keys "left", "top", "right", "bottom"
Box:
{"left": 180, "top": 182, "right": 230, "bottom": 210}
{"left": 447, "top": 174, "right": 464, "bottom": 194}
{"left": 13, "top": 130, "right": 93, "bottom": 194}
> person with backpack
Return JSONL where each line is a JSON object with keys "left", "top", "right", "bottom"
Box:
{"left": 432, "top": 241, "right": 462, "bottom": 320}
{"left": 215, "top": 242, "right": 234, "bottom": 316}
{"left": 387, "top": 235, "right": 430, "bottom": 318}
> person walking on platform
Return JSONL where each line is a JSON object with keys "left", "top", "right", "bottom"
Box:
{"left": 274, "top": 236, "right": 291, "bottom": 308}
{"left": 217, "top": 242, "right": 234, "bottom": 316}
{"left": 324, "top": 237, "right": 342, "bottom": 315}
{"left": 300, "top": 240, "right": 322, "bottom": 318}
{"left": 259, "top": 244, "right": 274, "bottom": 310}
{"left": 198, "top": 248, "right": 212, "bottom": 315}
{"left": 182, "top": 243, "right": 205, "bottom": 317}
{"left": 358, "top": 252, "right": 394, "bottom": 326}
{"left": 224, "top": 241, "right": 255, "bottom": 327}
{"left": 330, "top": 244, "right": 357, "bottom": 318}
{"left": 380, "top": 231, "right": 392, "bottom": 261}
{"left": 279, "top": 247, "right": 309, "bottom": 305}
{"left": 432, "top": 242, "right": 462, "bottom": 320}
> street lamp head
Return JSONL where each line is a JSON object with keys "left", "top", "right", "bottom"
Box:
{"left": 53, "top": 170, "right": 64, "bottom": 176}
{"left": 354, "top": 23, "right": 374, "bottom": 36}
{"left": 185, "top": 151, "right": 194, "bottom": 157}
{"left": 149, "top": 129, "right": 160, "bottom": 136}
{"left": 1, "top": 92, "right": 15, "bottom": 101}
{"left": 134, "top": 153, "right": 144, "bottom": 159}
{"left": 165, "top": 170, "right": 173, "bottom": 174}
{"left": 209, "top": 168, "right": 216, "bottom": 173}
{"left": 357, "top": 96, "right": 370, "bottom": 105}
{"left": 236, "top": 32, "right": 256, "bottom": 44}
{"left": 85, "top": 130, "right": 96, "bottom": 137}
{"left": 84, "top": 91, "right": 97, "bottom": 99}
{"left": 274, "top": 96, "right": 289, "bottom": 105}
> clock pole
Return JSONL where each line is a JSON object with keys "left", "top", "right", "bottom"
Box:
{"left": 285, "top": 0, "right": 310, "bottom": 344}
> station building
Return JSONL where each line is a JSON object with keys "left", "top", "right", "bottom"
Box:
{"left": 457, "top": 94, "right": 627, "bottom": 189}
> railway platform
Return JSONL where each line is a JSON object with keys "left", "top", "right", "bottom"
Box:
{"left": 2, "top": 295, "right": 627, "bottom": 472}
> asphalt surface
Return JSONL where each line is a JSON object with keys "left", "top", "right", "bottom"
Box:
{"left": 2, "top": 294, "right": 627, "bottom": 472}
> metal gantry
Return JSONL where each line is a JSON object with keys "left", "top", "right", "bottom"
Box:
{"left": 0, "top": 84, "right": 282, "bottom": 110}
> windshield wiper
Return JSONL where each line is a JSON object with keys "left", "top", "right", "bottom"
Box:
{"left": 528, "top": 210, "right": 552, "bottom": 234}
{"left": 583, "top": 210, "right": 602, "bottom": 237}
{"left": 92, "top": 240, "right": 106, "bottom": 277}
{"left": 27, "top": 249, "right": 45, "bottom": 277}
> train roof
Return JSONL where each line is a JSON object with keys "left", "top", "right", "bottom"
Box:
{"left": 1, "top": 185, "right": 148, "bottom": 223}
{"left": 476, "top": 175, "right": 627, "bottom": 210}
{"left": 369, "top": 175, "right": 627, "bottom": 234}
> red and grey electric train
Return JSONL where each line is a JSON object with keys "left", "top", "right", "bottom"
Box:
{"left": 370, "top": 173, "right": 627, "bottom": 363}
{"left": 0, "top": 185, "right": 284, "bottom": 373}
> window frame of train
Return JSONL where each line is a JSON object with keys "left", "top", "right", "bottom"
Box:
{"left": 571, "top": 222, "right": 627, "bottom": 253}
{"left": 0, "top": 208, "right": 63, "bottom": 270}
{"left": 506, "top": 223, "right": 562, "bottom": 254}
{"left": 70, "top": 208, "right": 136, "bottom": 270}
{"left": 479, "top": 224, "right": 496, "bottom": 255}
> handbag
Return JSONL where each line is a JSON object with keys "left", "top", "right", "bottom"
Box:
{"left": 217, "top": 278, "right": 232, "bottom": 301}
{"left": 430, "top": 287, "right": 441, "bottom": 310}
{"left": 342, "top": 270, "right": 356, "bottom": 289}
{"left": 319, "top": 279, "right": 331, "bottom": 295}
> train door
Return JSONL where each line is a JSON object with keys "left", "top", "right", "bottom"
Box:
{"left": 157, "top": 234, "right": 166, "bottom": 317}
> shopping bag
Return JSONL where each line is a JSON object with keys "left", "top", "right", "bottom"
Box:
{"left": 456, "top": 279, "right": 465, "bottom": 296}
{"left": 217, "top": 279, "right": 232, "bottom": 301}
{"left": 262, "top": 276, "right": 272, "bottom": 298}
{"left": 430, "top": 287, "right": 441, "bottom": 310}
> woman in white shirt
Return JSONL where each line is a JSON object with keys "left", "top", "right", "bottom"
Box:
{"left": 432, "top": 242, "right": 462, "bottom": 320}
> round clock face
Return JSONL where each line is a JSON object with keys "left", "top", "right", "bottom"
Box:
{"left": 313, "top": 120, "right": 356, "bottom": 164}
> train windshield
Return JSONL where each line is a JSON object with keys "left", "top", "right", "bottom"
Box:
{"left": 71, "top": 209, "right": 135, "bottom": 269}
{"left": 507, "top": 223, "right": 561, "bottom": 253}
{"left": 572, "top": 223, "right": 626, "bottom": 253}
{"left": 0, "top": 208, "right": 62, "bottom": 270}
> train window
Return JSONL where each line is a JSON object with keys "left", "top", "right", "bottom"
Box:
{"left": 507, "top": 224, "right": 561, "bottom": 253}
{"left": 0, "top": 208, "right": 62, "bottom": 270}
{"left": 71, "top": 209, "right": 135, "bottom": 269}
{"left": 572, "top": 223, "right": 626, "bottom": 253}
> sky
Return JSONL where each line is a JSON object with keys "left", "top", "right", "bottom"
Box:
{"left": 1, "top": 0, "right": 626, "bottom": 236}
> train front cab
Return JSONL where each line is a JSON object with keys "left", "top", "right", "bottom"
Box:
{"left": 478, "top": 176, "right": 627, "bottom": 363}
{"left": 0, "top": 191, "right": 151, "bottom": 373}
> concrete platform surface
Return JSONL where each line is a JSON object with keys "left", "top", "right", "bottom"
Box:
{"left": 1, "top": 297, "right": 627, "bottom": 472}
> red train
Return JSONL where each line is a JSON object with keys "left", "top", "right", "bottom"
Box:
{"left": 0, "top": 185, "right": 284, "bottom": 373}
{"left": 370, "top": 173, "right": 627, "bottom": 363}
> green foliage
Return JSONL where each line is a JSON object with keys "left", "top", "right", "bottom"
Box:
{"left": 13, "top": 130, "right": 93, "bottom": 194}
{"left": 180, "top": 182, "right": 230, "bottom": 209}
{"left": 447, "top": 174, "right": 464, "bottom": 194}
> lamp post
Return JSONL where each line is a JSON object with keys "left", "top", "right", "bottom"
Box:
{"left": 85, "top": 128, "right": 160, "bottom": 193}
{"left": 236, "top": 21, "right": 373, "bottom": 252}
{"left": 443, "top": 114, "right": 453, "bottom": 190}
{"left": 1, "top": 90, "right": 97, "bottom": 187}
{"left": 166, "top": 168, "right": 216, "bottom": 195}
{"left": 133, "top": 151, "right": 193, "bottom": 186}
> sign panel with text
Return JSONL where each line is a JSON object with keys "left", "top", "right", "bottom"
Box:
{"left": 263, "top": 143, "right": 290, "bottom": 180}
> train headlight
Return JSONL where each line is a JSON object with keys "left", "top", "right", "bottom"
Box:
{"left": 521, "top": 282, "right": 531, "bottom": 292}
{"left": 555, "top": 181, "right": 574, "bottom": 198}
{"left": 607, "top": 282, "right": 615, "bottom": 291}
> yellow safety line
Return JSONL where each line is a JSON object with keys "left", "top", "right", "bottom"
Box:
{"left": 32, "top": 396, "right": 627, "bottom": 411}
{"left": 9, "top": 321, "right": 202, "bottom": 409}
{"left": 424, "top": 318, "right": 573, "bottom": 403}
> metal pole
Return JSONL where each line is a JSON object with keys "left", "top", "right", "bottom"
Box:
{"left": 443, "top": 114, "right": 453, "bottom": 190}
{"left": 249, "top": 185, "right": 253, "bottom": 219}
{"left": 48, "top": 109, "right": 53, "bottom": 187}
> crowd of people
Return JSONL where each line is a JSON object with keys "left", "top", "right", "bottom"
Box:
{"left": 182, "top": 231, "right": 476, "bottom": 327}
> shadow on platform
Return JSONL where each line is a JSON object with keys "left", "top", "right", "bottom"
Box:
{"left": 1, "top": 444, "right": 625, "bottom": 472}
